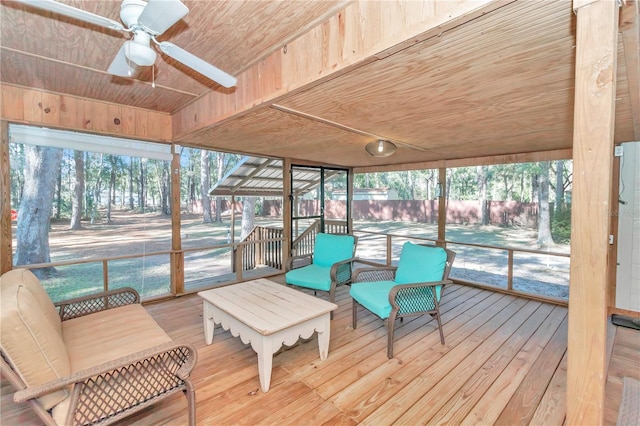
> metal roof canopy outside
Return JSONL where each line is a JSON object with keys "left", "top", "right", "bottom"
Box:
{"left": 208, "top": 155, "right": 345, "bottom": 198}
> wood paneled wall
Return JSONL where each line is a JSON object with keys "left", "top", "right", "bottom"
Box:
{"left": 1, "top": 84, "right": 171, "bottom": 142}
{"left": 172, "top": 0, "right": 511, "bottom": 141}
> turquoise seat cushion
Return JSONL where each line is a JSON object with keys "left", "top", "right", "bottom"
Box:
{"left": 285, "top": 264, "right": 332, "bottom": 291}
{"left": 350, "top": 280, "right": 397, "bottom": 319}
{"left": 395, "top": 243, "right": 446, "bottom": 286}
{"left": 313, "top": 233, "right": 355, "bottom": 267}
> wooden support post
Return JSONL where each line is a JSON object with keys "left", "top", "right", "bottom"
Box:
{"left": 282, "top": 158, "right": 292, "bottom": 266}
{"left": 102, "top": 260, "right": 109, "bottom": 292}
{"left": 567, "top": 0, "right": 619, "bottom": 424}
{"left": 230, "top": 195, "right": 236, "bottom": 244}
{"left": 170, "top": 144, "right": 184, "bottom": 295}
{"left": 235, "top": 243, "right": 243, "bottom": 281}
{"left": 1, "top": 121, "right": 13, "bottom": 274}
{"left": 347, "top": 169, "right": 354, "bottom": 234}
{"left": 437, "top": 167, "right": 447, "bottom": 246}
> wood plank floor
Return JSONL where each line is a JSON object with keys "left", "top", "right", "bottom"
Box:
{"left": 2, "top": 278, "right": 638, "bottom": 425}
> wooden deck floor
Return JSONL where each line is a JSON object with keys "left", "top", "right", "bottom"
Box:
{"left": 2, "top": 278, "right": 639, "bottom": 425}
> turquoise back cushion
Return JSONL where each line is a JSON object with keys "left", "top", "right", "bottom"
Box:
{"left": 313, "top": 233, "right": 355, "bottom": 267}
{"left": 395, "top": 242, "right": 447, "bottom": 285}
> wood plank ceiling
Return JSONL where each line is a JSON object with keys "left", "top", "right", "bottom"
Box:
{"left": 1, "top": 0, "right": 637, "bottom": 169}
{"left": 0, "top": 0, "right": 350, "bottom": 112}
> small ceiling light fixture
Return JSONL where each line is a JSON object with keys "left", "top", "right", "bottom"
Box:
{"left": 365, "top": 139, "right": 397, "bottom": 157}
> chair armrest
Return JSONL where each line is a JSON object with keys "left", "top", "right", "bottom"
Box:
{"left": 330, "top": 257, "right": 358, "bottom": 285}
{"left": 14, "top": 340, "right": 197, "bottom": 403}
{"left": 353, "top": 266, "right": 397, "bottom": 283}
{"left": 55, "top": 287, "right": 140, "bottom": 321}
{"left": 285, "top": 254, "right": 313, "bottom": 272}
{"left": 353, "top": 258, "right": 388, "bottom": 268}
{"left": 389, "top": 280, "right": 452, "bottom": 315}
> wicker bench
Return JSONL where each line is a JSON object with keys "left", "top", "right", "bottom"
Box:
{"left": 0, "top": 269, "right": 197, "bottom": 426}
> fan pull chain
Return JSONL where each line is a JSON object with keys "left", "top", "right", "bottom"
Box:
{"left": 152, "top": 64, "right": 155, "bottom": 88}
{"left": 126, "top": 42, "right": 132, "bottom": 76}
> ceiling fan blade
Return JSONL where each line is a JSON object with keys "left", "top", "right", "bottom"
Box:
{"left": 158, "top": 42, "right": 237, "bottom": 88}
{"left": 15, "top": 0, "right": 125, "bottom": 31}
{"left": 107, "top": 43, "right": 139, "bottom": 77}
{"left": 138, "top": 0, "right": 188, "bottom": 36}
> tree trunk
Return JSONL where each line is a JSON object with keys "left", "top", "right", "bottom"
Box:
{"left": 139, "top": 158, "right": 146, "bottom": 212}
{"left": 201, "top": 150, "right": 212, "bottom": 223}
{"left": 215, "top": 152, "right": 225, "bottom": 222}
{"left": 537, "top": 161, "right": 554, "bottom": 248}
{"left": 240, "top": 197, "right": 256, "bottom": 240}
{"left": 91, "top": 154, "right": 104, "bottom": 224}
{"left": 476, "top": 165, "right": 489, "bottom": 225}
{"left": 14, "top": 145, "right": 63, "bottom": 278}
{"left": 55, "top": 163, "right": 62, "bottom": 219}
{"left": 187, "top": 151, "right": 196, "bottom": 213}
{"left": 106, "top": 156, "right": 116, "bottom": 223}
{"left": 161, "top": 162, "right": 170, "bottom": 215}
{"left": 555, "top": 160, "right": 564, "bottom": 213}
{"left": 69, "top": 150, "right": 84, "bottom": 230}
{"left": 128, "top": 157, "right": 135, "bottom": 210}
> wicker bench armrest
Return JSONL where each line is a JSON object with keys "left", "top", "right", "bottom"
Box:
{"left": 13, "top": 340, "right": 197, "bottom": 403}
{"left": 285, "top": 254, "right": 313, "bottom": 272}
{"left": 353, "top": 266, "right": 397, "bottom": 283}
{"left": 55, "top": 287, "right": 140, "bottom": 321}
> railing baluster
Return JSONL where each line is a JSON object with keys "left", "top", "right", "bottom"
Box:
{"left": 103, "top": 259, "right": 109, "bottom": 292}
{"left": 507, "top": 249, "right": 514, "bottom": 290}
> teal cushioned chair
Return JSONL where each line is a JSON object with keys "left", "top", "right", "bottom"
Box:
{"left": 285, "top": 233, "right": 358, "bottom": 316}
{"left": 350, "top": 242, "right": 456, "bottom": 358}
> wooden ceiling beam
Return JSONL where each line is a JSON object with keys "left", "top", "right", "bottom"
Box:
{"left": 172, "top": 0, "right": 515, "bottom": 142}
{"left": 353, "top": 148, "right": 573, "bottom": 173}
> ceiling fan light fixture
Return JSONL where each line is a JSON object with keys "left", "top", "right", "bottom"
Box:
{"left": 125, "top": 40, "right": 157, "bottom": 66}
{"left": 365, "top": 139, "right": 397, "bottom": 157}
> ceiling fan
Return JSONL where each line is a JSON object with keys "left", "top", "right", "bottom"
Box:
{"left": 16, "top": 0, "right": 237, "bottom": 88}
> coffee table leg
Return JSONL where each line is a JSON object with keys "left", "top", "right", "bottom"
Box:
{"left": 203, "top": 302, "right": 215, "bottom": 345}
{"left": 317, "top": 314, "right": 331, "bottom": 360}
{"left": 256, "top": 337, "right": 273, "bottom": 392}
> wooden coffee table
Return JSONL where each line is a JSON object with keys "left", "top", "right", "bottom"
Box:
{"left": 198, "top": 279, "right": 338, "bottom": 392}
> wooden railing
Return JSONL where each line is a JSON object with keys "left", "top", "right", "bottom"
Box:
{"left": 291, "top": 219, "right": 349, "bottom": 257}
{"left": 352, "top": 229, "right": 570, "bottom": 305}
{"left": 238, "top": 226, "right": 284, "bottom": 271}
{"left": 13, "top": 251, "right": 174, "bottom": 302}
{"left": 15, "top": 233, "right": 288, "bottom": 301}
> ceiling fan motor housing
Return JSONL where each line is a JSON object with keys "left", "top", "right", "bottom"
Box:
{"left": 120, "top": 0, "right": 147, "bottom": 28}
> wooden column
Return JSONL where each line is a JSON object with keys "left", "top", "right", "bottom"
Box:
{"left": 0, "top": 121, "right": 12, "bottom": 274}
{"left": 567, "top": 0, "right": 619, "bottom": 424}
{"left": 437, "top": 167, "right": 447, "bottom": 246}
{"left": 170, "top": 144, "right": 184, "bottom": 294}
{"left": 230, "top": 195, "right": 236, "bottom": 244}
{"left": 282, "top": 158, "right": 292, "bottom": 266}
